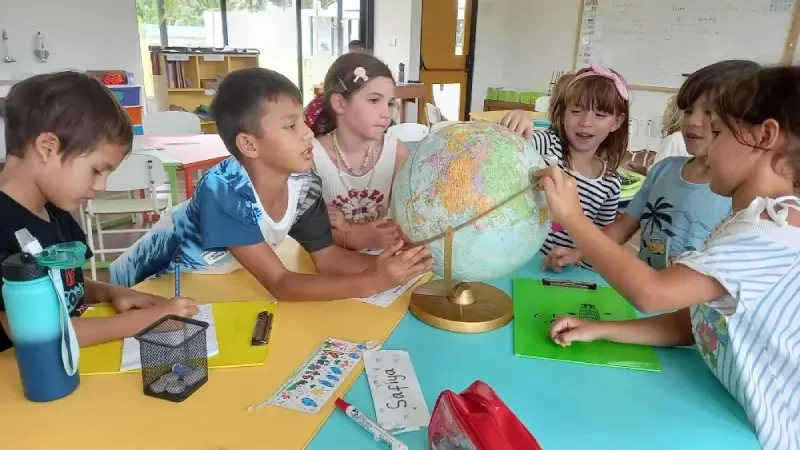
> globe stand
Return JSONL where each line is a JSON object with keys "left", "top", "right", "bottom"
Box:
{"left": 409, "top": 226, "right": 513, "bottom": 333}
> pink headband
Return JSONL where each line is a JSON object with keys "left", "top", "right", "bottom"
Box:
{"left": 567, "top": 61, "right": 629, "bottom": 101}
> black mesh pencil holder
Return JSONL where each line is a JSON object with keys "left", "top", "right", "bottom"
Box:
{"left": 134, "top": 315, "right": 209, "bottom": 403}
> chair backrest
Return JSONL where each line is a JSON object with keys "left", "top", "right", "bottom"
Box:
{"left": 430, "top": 120, "right": 459, "bottom": 133}
{"left": 425, "top": 103, "right": 443, "bottom": 126}
{"left": 386, "top": 123, "right": 430, "bottom": 143}
{"left": 142, "top": 111, "right": 202, "bottom": 136}
{"left": 104, "top": 154, "right": 168, "bottom": 193}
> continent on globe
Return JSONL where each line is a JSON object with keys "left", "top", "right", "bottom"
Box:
{"left": 391, "top": 122, "right": 552, "bottom": 282}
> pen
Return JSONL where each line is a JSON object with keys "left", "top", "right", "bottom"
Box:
{"left": 335, "top": 398, "right": 408, "bottom": 450}
{"left": 174, "top": 257, "right": 181, "bottom": 297}
{"left": 542, "top": 278, "right": 597, "bottom": 290}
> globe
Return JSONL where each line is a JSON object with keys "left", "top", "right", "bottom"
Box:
{"left": 392, "top": 122, "right": 552, "bottom": 282}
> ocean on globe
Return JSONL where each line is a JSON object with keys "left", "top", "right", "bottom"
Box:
{"left": 391, "top": 122, "right": 552, "bottom": 282}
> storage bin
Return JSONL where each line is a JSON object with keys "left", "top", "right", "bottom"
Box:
{"left": 109, "top": 85, "right": 142, "bottom": 107}
{"left": 133, "top": 124, "right": 144, "bottom": 136}
{"left": 125, "top": 106, "right": 143, "bottom": 125}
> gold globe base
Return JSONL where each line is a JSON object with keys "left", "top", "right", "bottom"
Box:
{"left": 409, "top": 280, "right": 513, "bottom": 333}
{"left": 408, "top": 225, "right": 513, "bottom": 333}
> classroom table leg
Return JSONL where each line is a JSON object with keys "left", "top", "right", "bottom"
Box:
{"left": 183, "top": 167, "right": 195, "bottom": 199}
{"left": 165, "top": 166, "right": 179, "bottom": 205}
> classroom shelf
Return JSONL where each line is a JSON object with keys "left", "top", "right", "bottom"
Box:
{"left": 150, "top": 47, "right": 260, "bottom": 133}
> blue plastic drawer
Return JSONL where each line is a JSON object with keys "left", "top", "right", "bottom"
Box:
{"left": 109, "top": 85, "right": 141, "bottom": 107}
{"left": 133, "top": 124, "right": 144, "bottom": 136}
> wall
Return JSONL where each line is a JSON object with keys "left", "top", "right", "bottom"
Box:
{"left": 0, "top": 0, "right": 144, "bottom": 160}
{"left": 471, "top": 0, "right": 672, "bottom": 149}
{"left": 0, "top": 0, "right": 144, "bottom": 95}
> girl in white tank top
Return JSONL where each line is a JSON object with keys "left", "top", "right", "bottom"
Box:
{"left": 311, "top": 53, "right": 409, "bottom": 251}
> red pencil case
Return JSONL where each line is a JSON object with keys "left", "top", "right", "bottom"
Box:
{"left": 428, "top": 380, "right": 542, "bottom": 450}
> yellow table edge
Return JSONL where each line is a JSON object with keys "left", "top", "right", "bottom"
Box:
{"left": 0, "top": 238, "right": 433, "bottom": 449}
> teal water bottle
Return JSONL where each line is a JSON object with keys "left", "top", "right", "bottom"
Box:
{"left": 1, "top": 241, "right": 83, "bottom": 402}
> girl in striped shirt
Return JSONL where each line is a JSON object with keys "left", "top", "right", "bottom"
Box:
{"left": 541, "top": 65, "right": 800, "bottom": 450}
{"left": 502, "top": 62, "right": 630, "bottom": 267}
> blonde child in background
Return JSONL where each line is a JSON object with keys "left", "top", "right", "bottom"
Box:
{"left": 651, "top": 95, "right": 688, "bottom": 166}
{"left": 501, "top": 62, "right": 630, "bottom": 268}
{"left": 541, "top": 64, "right": 800, "bottom": 450}
{"left": 311, "top": 53, "right": 409, "bottom": 251}
{"left": 542, "top": 60, "right": 758, "bottom": 273}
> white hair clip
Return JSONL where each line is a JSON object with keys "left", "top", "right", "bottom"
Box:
{"left": 353, "top": 67, "right": 368, "bottom": 83}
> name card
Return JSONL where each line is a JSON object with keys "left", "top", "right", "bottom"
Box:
{"left": 364, "top": 350, "right": 430, "bottom": 433}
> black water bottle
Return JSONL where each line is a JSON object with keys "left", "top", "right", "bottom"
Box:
{"left": 398, "top": 63, "right": 405, "bottom": 83}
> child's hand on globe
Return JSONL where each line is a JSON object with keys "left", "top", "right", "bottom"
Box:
{"left": 370, "top": 241, "right": 433, "bottom": 290}
{"left": 541, "top": 246, "right": 583, "bottom": 272}
{"left": 535, "top": 166, "right": 583, "bottom": 227}
{"left": 500, "top": 110, "right": 534, "bottom": 140}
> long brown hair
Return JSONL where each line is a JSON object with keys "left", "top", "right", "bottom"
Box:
{"left": 312, "top": 52, "right": 394, "bottom": 137}
{"left": 550, "top": 67, "right": 629, "bottom": 173}
{"left": 713, "top": 65, "right": 800, "bottom": 190}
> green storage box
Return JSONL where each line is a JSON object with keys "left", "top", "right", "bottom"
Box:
{"left": 486, "top": 87, "right": 502, "bottom": 101}
{"left": 505, "top": 90, "right": 520, "bottom": 103}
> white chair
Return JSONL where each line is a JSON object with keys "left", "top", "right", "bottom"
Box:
{"left": 84, "top": 154, "right": 170, "bottom": 280}
{"left": 142, "top": 111, "right": 201, "bottom": 136}
{"left": 430, "top": 120, "right": 459, "bottom": 133}
{"left": 386, "top": 123, "right": 430, "bottom": 144}
{"left": 425, "top": 103, "right": 444, "bottom": 126}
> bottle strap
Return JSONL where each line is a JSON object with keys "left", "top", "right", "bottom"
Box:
{"left": 47, "top": 269, "right": 80, "bottom": 376}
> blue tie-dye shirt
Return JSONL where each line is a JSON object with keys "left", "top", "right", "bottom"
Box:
{"left": 110, "top": 157, "right": 333, "bottom": 287}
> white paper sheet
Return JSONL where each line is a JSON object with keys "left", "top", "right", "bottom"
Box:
{"left": 120, "top": 304, "right": 219, "bottom": 371}
{"left": 364, "top": 350, "right": 430, "bottom": 433}
{"left": 358, "top": 274, "right": 425, "bottom": 308}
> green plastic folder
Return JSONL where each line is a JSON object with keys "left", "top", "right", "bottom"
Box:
{"left": 513, "top": 278, "right": 661, "bottom": 372}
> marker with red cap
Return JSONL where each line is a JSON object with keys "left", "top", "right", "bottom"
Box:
{"left": 334, "top": 398, "right": 408, "bottom": 450}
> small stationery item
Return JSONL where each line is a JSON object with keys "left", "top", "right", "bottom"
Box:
{"left": 335, "top": 398, "right": 409, "bottom": 450}
{"left": 121, "top": 304, "right": 219, "bottom": 371}
{"left": 248, "top": 338, "right": 369, "bottom": 414}
{"left": 541, "top": 278, "right": 597, "bottom": 290}
{"left": 135, "top": 315, "right": 209, "bottom": 402}
{"left": 363, "top": 350, "right": 430, "bottom": 433}
{"left": 429, "top": 381, "right": 541, "bottom": 450}
{"left": 513, "top": 277, "right": 661, "bottom": 371}
{"left": 174, "top": 261, "right": 181, "bottom": 297}
{"left": 250, "top": 311, "right": 273, "bottom": 346}
{"left": 358, "top": 274, "right": 425, "bottom": 308}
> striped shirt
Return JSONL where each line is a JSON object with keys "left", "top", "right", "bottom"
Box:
{"left": 531, "top": 130, "right": 621, "bottom": 266}
{"left": 676, "top": 196, "right": 800, "bottom": 450}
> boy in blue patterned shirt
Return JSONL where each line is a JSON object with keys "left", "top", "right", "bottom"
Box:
{"left": 541, "top": 60, "right": 758, "bottom": 272}
{"left": 111, "top": 68, "right": 431, "bottom": 300}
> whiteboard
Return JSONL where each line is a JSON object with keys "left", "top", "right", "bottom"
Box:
{"left": 576, "top": 0, "right": 797, "bottom": 89}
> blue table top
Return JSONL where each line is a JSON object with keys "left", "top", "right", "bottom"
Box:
{"left": 310, "top": 257, "right": 759, "bottom": 450}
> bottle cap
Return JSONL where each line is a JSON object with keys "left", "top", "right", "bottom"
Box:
{"left": 1, "top": 252, "right": 48, "bottom": 282}
{"left": 35, "top": 242, "right": 87, "bottom": 270}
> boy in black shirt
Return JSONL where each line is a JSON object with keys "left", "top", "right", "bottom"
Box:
{"left": 0, "top": 71, "right": 198, "bottom": 352}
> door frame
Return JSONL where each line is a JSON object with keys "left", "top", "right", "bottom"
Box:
{"left": 418, "top": 0, "right": 479, "bottom": 121}
{"left": 295, "top": 0, "right": 376, "bottom": 97}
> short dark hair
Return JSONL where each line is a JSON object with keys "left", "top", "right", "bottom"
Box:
{"left": 211, "top": 67, "right": 302, "bottom": 159}
{"left": 313, "top": 52, "right": 394, "bottom": 136}
{"left": 677, "top": 60, "right": 760, "bottom": 110}
{"left": 4, "top": 71, "right": 133, "bottom": 160}
{"left": 348, "top": 39, "right": 365, "bottom": 49}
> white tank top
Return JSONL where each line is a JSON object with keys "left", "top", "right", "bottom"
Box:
{"left": 312, "top": 134, "right": 398, "bottom": 224}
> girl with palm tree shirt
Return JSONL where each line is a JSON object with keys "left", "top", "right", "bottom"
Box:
{"left": 541, "top": 60, "right": 759, "bottom": 272}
